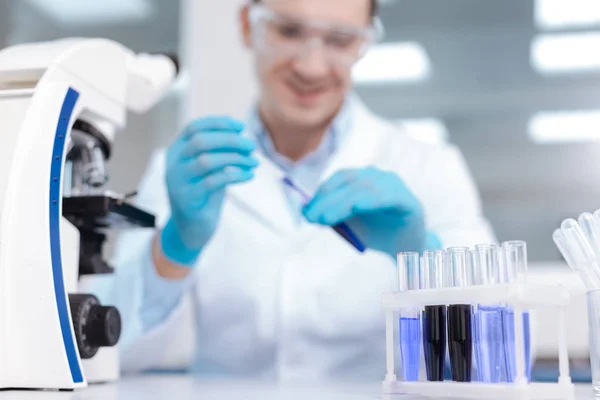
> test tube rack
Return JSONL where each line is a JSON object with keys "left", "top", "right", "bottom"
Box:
{"left": 381, "top": 282, "right": 575, "bottom": 400}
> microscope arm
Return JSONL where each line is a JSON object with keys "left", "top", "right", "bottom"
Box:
{"left": 126, "top": 52, "right": 179, "bottom": 114}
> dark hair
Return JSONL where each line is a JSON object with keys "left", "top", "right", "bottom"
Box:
{"left": 251, "top": 0, "right": 378, "bottom": 17}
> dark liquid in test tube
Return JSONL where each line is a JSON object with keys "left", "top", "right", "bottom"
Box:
{"left": 448, "top": 304, "right": 473, "bottom": 382}
{"left": 421, "top": 250, "right": 447, "bottom": 382}
{"left": 446, "top": 248, "right": 473, "bottom": 382}
{"left": 422, "top": 305, "right": 446, "bottom": 381}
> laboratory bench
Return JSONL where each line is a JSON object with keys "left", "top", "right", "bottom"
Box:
{"left": 0, "top": 374, "right": 596, "bottom": 400}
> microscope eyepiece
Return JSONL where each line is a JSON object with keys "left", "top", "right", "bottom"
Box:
{"left": 153, "top": 52, "right": 180, "bottom": 76}
{"left": 164, "top": 53, "right": 180, "bottom": 75}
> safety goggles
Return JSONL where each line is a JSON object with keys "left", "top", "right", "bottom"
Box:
{"left": 248, "top": 4, "right": 384, "bottom": 68}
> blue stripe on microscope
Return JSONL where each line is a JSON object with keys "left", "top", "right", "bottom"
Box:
{"left": 49, "top": 87, "right": 83, "bottom": 384}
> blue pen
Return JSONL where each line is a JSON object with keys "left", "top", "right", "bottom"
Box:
{"left": 282, "top": 177, "right": 366, "bottom": 253}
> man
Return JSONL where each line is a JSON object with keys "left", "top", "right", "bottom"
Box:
{"left": 103, "top": 0, "right": 495, "bottom": 381}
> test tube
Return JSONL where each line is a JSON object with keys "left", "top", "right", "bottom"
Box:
{"left": 472, "top": 244, "right": 505, "bottom": 383}
{"left": 561, "top": 219, "right": 600, "bottom": 284}
{"left": 447, "top": 247, "right": 473, "bottom": 382}
{"left": 501, "top": 241, "right": 532, "bottom": 383}
{"left": 397, "top": 252, "right": 421, "bottom": 382}
{"left": 578, "top": 212, "right": 600, "bottom": 258}
{"left": 553, "top": 228, "right": 600, "bottom": 291}
{"left": 421, "top": 250, "right": 447, "bottom": 381}
{"left": 469, "top": 250, "right": 480, "bottom": 382}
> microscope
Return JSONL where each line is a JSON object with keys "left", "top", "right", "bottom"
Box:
{"left": 0, "top": 38, "right": 178, "bottom": 390}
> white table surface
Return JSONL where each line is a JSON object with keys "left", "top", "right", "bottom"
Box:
{"left": 0, "top": 375, "right": 594, "bottom": 400}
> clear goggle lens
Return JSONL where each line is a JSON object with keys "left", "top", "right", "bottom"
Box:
{"left": 249, "top": 5, "right": 382, "bottom": 67}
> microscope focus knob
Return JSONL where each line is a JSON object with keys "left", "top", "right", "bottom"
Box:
{"left": 69, "top": 294, "right": 122, "bottom": 359}
{"left": 87, "top": 304, "right": 121, "bottom": 347}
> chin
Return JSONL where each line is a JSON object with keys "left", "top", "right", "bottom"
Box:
{"left": 283, "top": 105, "right": 333, "bottom": 128}
{"left": 285, "top": 97, "right": 343, "bottom": 127}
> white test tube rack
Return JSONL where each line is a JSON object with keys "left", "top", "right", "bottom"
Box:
{"left": 381, "top": 282, "right": 575, "bottom": 400}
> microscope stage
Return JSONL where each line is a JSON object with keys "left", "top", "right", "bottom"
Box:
{"left": 63, "top": 194, "right": 155, "bottom": 230}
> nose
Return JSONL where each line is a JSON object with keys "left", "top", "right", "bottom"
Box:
{"left": 292, "top": 39, "right": 330, "bottom": 79}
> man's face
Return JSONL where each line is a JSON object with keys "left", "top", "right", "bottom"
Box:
{"left": 243, "top": 0, "right": 372, "bottom": 128}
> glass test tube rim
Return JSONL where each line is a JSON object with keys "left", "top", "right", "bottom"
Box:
{"left": 577, "top": 212, "right": 600, "bottom": 258}
{"left": 397, "top": 252, "right": 420, "bottom": 292}
{"left": 475, "top": 243, "right": 502, "bottom": 286}
{"left": 447, "top": 247, "right": 471, "bottom": 288}
{"left": 502, "top": 240, "right": 526, "bottom": 248}
{"left": 470, "top": 249, "right": 485, "bottom": 287}
{"left": 475, "top": 243, "right": 500, "bottom": 250}
{"left": 561, "top": 219, "right": 598, "bottom": 264}
{"left": 503, "top": 240, "right": 528, "bottom": 283}
{"left": 423, "top": 249, "right": 446, "bottom": 291}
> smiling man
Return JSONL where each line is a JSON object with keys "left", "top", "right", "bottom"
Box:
{"left": 105, "top": 0, "right": 495, "bottom": 381}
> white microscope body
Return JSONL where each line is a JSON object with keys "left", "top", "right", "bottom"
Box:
{"left": 0, "top": 38, "right": 178, "bottom": 390}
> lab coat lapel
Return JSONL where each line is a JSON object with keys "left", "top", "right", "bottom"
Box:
{"left": 225, "top": 99, "right": 390, "bottom": 237}
{"left": 321, "top": 98, "right": 390, "bottom": 180}
{"left": 226, "top": 134, "right": 297, "bottom": 237}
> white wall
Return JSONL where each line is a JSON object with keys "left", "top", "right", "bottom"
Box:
{"left": 181, "top": 0, "right": 258, "bottom": 121}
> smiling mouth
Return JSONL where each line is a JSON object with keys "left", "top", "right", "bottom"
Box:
{"left": 287, "top": 82, "right": 328, "bottom": 103}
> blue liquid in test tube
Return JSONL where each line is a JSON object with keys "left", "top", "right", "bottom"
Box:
{"left": 474, "top": 305, "right": 505, "bottom": 382}
{"left": 502, "top": 309, "right": 532, "bottom": 382}
{"left": 501, "top": 241, "right": 532, "bottom": 383}
{"left": 400, "top": 316, "right": 421, "bottom": 380}
{"left": 397, "top": 252, "right": 421, "bottom": 381}
{"left": 472, "top": 245, "right": 506, "bottom": 383}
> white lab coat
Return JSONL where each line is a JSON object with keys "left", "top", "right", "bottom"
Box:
{"left": 98, "top": 98, "right": 495, "bottom": 381}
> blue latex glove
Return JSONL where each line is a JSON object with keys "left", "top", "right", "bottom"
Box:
{"left": 302, "top": 167, "right": 441, "bottom": 258}
{"left": 161, "top": 116, "right": 258, "bottom": 266}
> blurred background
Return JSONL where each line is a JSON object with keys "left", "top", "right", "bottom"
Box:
{"left": 2, "top": 0, "right": 599, "bottom": 374}
{"left": 2, "top": 0, "right": 599, "bottom": 263}
{"left": 358, "top": 0, "right": 600, "bottom": 264}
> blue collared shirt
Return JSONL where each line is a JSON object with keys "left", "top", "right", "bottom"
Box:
{"left": 246, "top": 99, "right": 353, "bottom": 195}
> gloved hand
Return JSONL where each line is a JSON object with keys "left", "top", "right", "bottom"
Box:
{"left": 160, "top": 116, "right": 258, "bottom": 266}
{"left": 302, "top": 167, "right": 441, "bottom": 258}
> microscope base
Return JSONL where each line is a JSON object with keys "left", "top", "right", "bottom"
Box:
{"left": 82, "top": 347, "right": 120, "bottom": 384}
